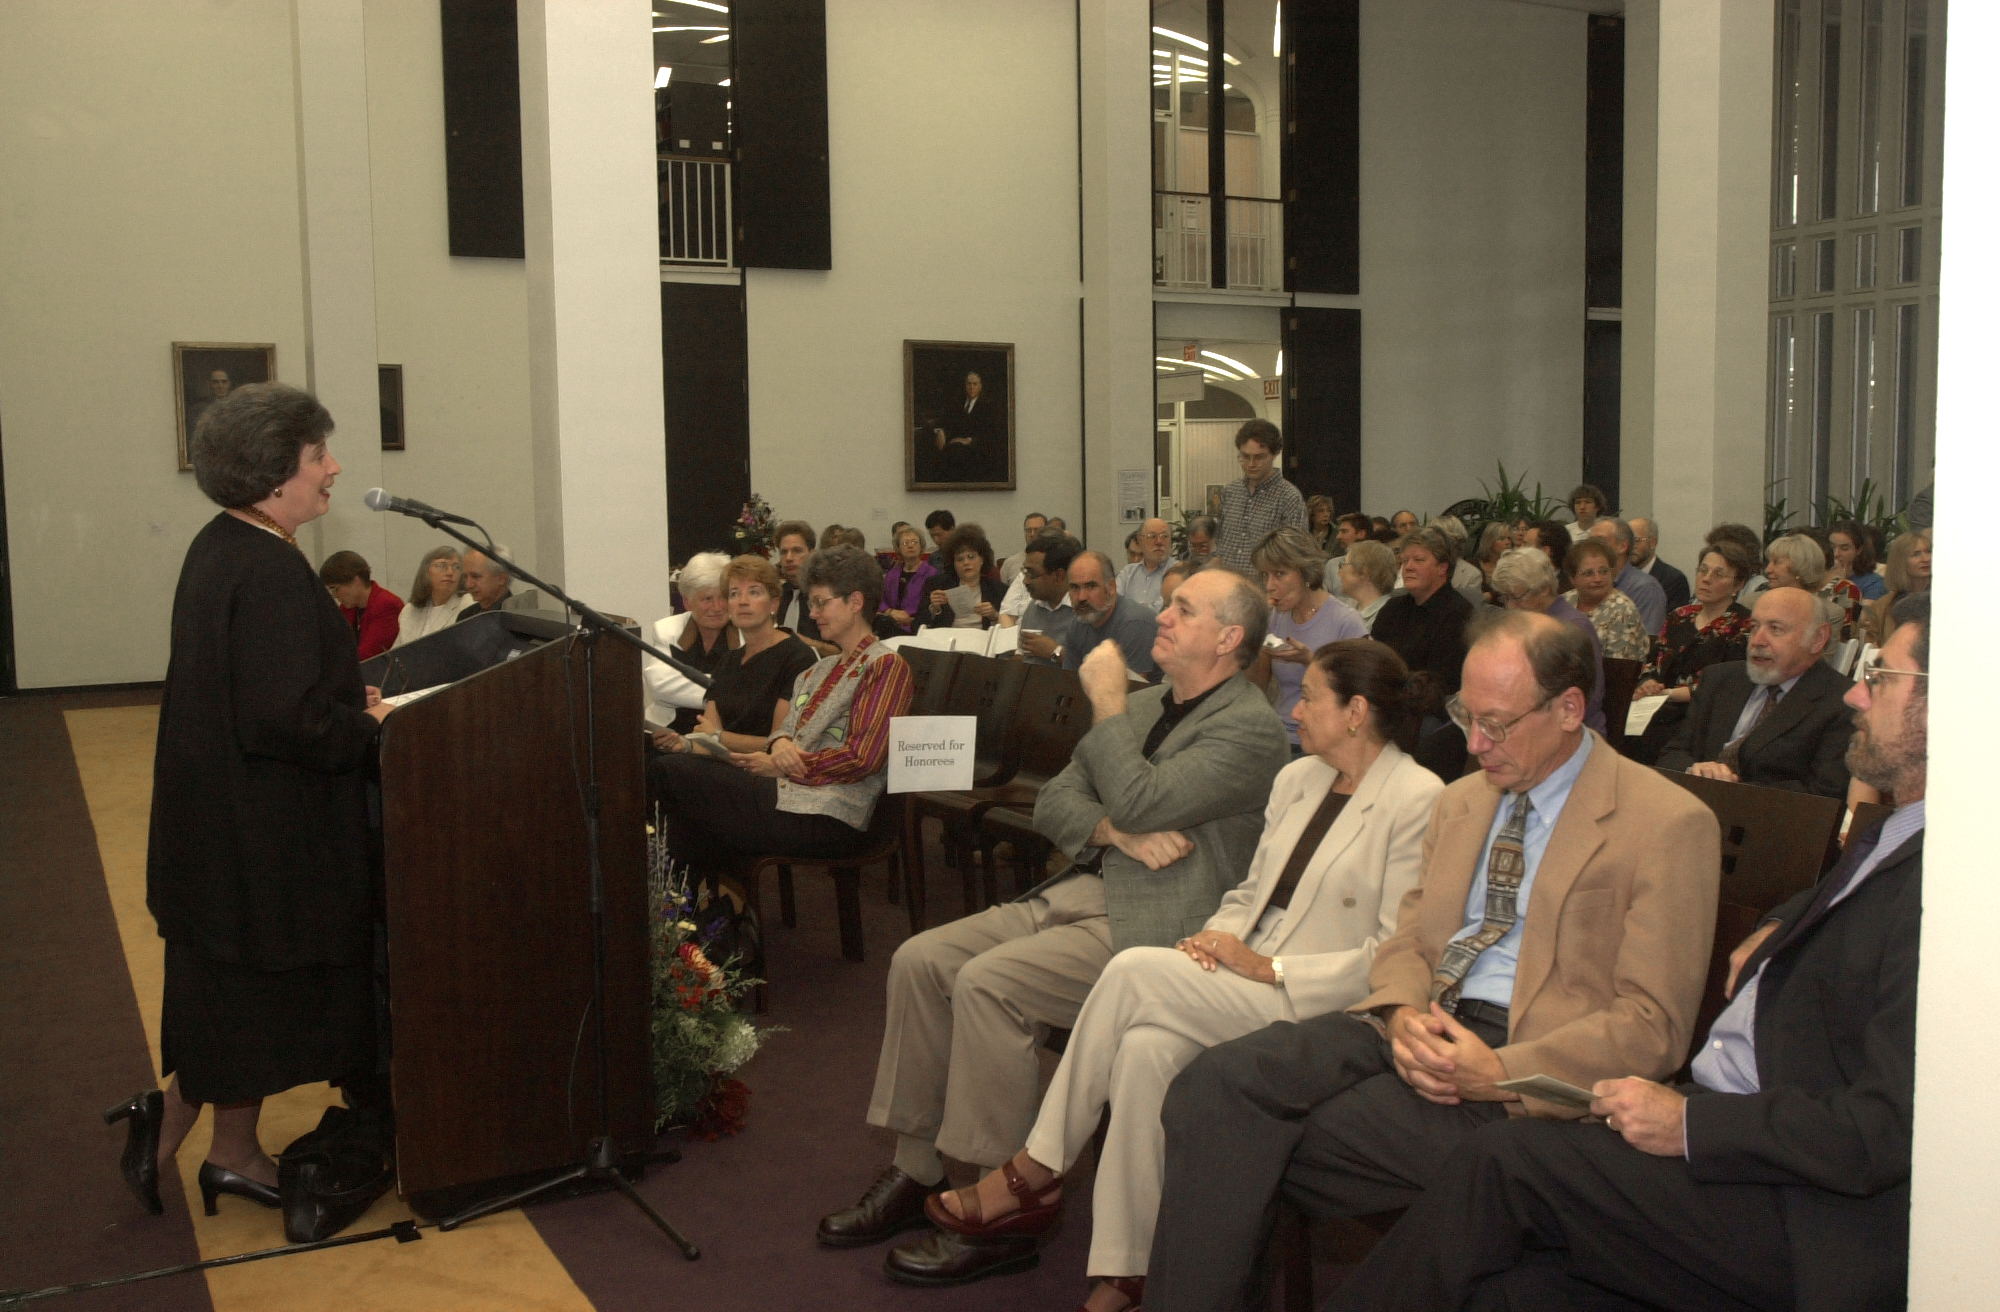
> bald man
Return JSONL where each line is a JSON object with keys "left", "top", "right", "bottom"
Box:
{"left": 1655, "top": 587, "right": 1854, "bottom": 797}
{"left": 1117, "top": 518, "right": 1176, "bottom": 612}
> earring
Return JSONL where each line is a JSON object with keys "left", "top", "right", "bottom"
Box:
{"left": 1346, "top": 724, "right": 1357, "bottom": 737}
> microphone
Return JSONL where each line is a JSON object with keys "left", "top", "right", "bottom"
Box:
{"left": 363, "top": 488, "right": 478, "bottom": 526}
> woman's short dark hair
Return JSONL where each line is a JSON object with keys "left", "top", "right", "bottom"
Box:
{"left": 1564, "top": 537, "right": 1619, "bottom": 576}
{"left": 803, "top": 544, "right": 884, "bottom": 614}
{"left": 1312, "top": 639, "right": 1422, "bottom": 753}
{"left": 318, "top": 550, "right": 371, "bottom": 587}
{"left": 772, "top": 520, "right": 817, "bottom": 550}
{"left": 941, "top": 524, "right": 995, "bottom": 574}
{"left": 408, "top": 545, "right": 460, "bottom": 608}
{"left": 1699, "top": 540, "right": 1756, "bottom": 589}
{"left": 188, "top": 382, "right": 334, "bottom": 509}
{"left": 1705, "top": 522, "right": 1764, "bottom": 568}
{"left": 1828, "top": 518, "right": 1879, "bottom": 573}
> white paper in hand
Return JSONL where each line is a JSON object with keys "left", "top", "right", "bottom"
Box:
{"left": 1495, "top": 1075, "right": 1598, "bottom": 1110}
{"left": 1625, "top": 694, "right": 1669, "bottom": 736}
{"left": 887, "top": 716, "right": 978, "bottom": 793}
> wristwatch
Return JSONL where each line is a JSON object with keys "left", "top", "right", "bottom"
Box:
{"left": 1271, "top": 957, "right": 1286, "bottom": 990}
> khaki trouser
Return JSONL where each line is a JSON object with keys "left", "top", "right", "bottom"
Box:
{"left": 1023, "top": 944, "right": 1293, "bottom": 1277}
{"left": 866, "top": 874, "right": 1113, "bottom": 1168}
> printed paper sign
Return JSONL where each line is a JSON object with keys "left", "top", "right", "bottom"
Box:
{"left": 886, "top": 716, "right": 978, "bottom": 793}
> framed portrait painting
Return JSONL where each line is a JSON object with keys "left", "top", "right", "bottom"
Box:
{"left": 173, "top": 342, "right": 275, "bottom": 471}
{"left": 905, "top": 340, "right": 1015, "bottom": 491}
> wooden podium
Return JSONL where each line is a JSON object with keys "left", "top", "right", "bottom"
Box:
{"left": 361, "top": 612, "right": 653, "bottom": 1198}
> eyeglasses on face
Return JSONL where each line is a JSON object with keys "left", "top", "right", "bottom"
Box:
{"left": 1855, "top": 653, "right": 1929, "bottom": 694}
{"left": 1446, "top": 692, "right": 1554, "bottom": 745}
{"left": 806, "top": 593, "right": 849, "bottom": 613}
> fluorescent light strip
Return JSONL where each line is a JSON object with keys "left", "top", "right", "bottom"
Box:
{"left": 658, "top": 0, "right": 728, "bottom": 11}
{"left": 1151, "top": 26, "right": 1239, "bottom": 64}
{"left": 655, "top": 66, "right": 672, "bottom": 88}
{"left": 653, "top": 25, "right": 726, "bottom": 32}
{"left": 718, "top": 78, "right": 731, "bottom": 86}
{"left": 701, "top": 33, "right": 728, "bottom": 42}
{"left": 1201, "top": 350, "right": 1257, "bottom": 377}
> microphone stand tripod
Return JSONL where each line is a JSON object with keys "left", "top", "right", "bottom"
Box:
{"left": 407, "top": 512, "right": 700, "bottom": 1260}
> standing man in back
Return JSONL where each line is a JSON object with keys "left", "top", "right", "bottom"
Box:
{"left": 1628, "top": 516, "right": 1690, "bottom": 614}
{"left": 1214, "top": 420, "right": 1307, "bottom": 573}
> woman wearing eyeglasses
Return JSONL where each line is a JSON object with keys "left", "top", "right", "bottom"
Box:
{"left": 1628, "top": 539, "right": 1757, "bottom": 765}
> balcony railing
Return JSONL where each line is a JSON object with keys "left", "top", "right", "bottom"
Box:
{"left": 659, "top": 155, "right": 733, "bottom": 267}
{"left": 1153, "top": 192, "right": 1284, "bottom": 294}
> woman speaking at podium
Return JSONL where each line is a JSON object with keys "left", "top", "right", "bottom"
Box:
{"left": 105, "top": 383, "right": 396, "bottom": 1221}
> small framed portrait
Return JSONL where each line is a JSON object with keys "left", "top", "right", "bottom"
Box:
{"left": 174, "top": 342, "right": 275, "bottom": 471}
{"left": 1205, "top": 484, "right": 1226, "bottom": 519}
{"left": 379, "top": 364, "right": 405, "bottom": 451}
{"left": 905, "top": 340, "right": 1015, "bottom": 491}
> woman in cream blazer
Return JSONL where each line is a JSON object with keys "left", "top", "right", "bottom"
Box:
{"left": 918, "top": 641, "right": 1443, "bottom": 1312}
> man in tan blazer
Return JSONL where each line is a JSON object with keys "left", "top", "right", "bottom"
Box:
{"left": 1145, "top": 610, "right": 1720, "bottom": 1312}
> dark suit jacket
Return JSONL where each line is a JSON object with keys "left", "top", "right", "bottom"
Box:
{"left": 1684, "top": 830, "right": 1922, "bottom": 1311}
{"left": 1645, "top": 556, "right": 1691, "bottom": 613}
{"left": 777, "top": 581, "right": 826, "bottom": 646}
{"left": 1655, "top": 659, "right": 1854, "bottom": 797}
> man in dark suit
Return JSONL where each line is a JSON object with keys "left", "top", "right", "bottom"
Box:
{"left": 920, "top": 371, "right": 1007, "bottom": 484}
{"left": 1325, "top": 594, "right": 1930, "bottom": 1312}
{"left": 772, "top": 520, "right": 835, "bottom": 655}
{"left": 1630, "top": 516, "right": 1691, "bottom": 613}
{"left": 1656, "top": 587, "right": 1853, "bottom": 797}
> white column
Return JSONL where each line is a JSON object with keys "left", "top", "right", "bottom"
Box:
{"left": 1636, "top": 0, "right": 1771, "bottom": 572}
{"left": 1909, "top": 3, "right": 2000, "bottom": 1304}
{"left": 290, "top": 0, "right": 385, "bottom": 568}
{"left": 1076, "top": 0, "right": 1154, "bottom": 552}
{"left": 517, "top": 0, "right": 670, "bottom": 623}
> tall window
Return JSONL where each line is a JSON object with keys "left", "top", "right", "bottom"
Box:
{"left": 1767, "top": 0, "right": 1943, "bottom": 522}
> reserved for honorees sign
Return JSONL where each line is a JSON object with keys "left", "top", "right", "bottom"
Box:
{"left": 886, "top": 716, "right": 979, "bottom": 793}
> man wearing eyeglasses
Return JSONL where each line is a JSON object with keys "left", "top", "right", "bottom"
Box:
{"left": 1320, "top": 593, "right": 1931, "bottom": 1312}
{"left": 1212, "top": 420, "right": 1307, "bottom": 573}
{"left": 1145, "top": 610, "right": 1719, "bottom": 1312}
{"left": 1655, "top": 586, "right": 1854, "bottom": 798}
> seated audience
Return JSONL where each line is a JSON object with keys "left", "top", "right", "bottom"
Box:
{"left": 901, "top": 643, "right": 1443, "bottom": 1308}
{"left": 1656, "top": 586, "right": 1853, "bottom": 797}
{"left": 1306, "top": 495, "right": 1337, "bottom": 551}
{"left": 1158, "top": 559, "right": 1194, "bottom": 610}
{"left": 1389, "top": 509, "right": 1419, "bottom": 536}
{"left": 772, "top": 520, "right": 835, "bottom": 655}
{"left": 1117, "top": 518, "right": 1175, "bottom": 612}
{"left": 1564, "top": 537, "right": 1651, "bottom": 661}
{"left": 923, "top": 509, "right": 956, "bottom": 572}
{"left": 1707, "top": 521, "right": 1769, "bottom": 609}
{"left": 1631, "top": 539, "right": 1755, "bottom": 764}
{"left": 830, "top": 572, "right": 1289, "bottom": 1273}
{"left": 918, "top": 524, "right": 1006, "bottom": 629}
{"left": 1530, "top": 521, "right": 1573, "bottom": 587}
{"left": 318, "top": 551, "right": 404, "bottom": 661}
{"left": 879, "top": 525, "right": 938, "bottom": 634}
{"left": 393, "top": 545, "right": 469, "bottom": 646}
{"left": 1473, "top": 522, "right": 1511, "bottom": 596}
{"left": 1336, "top": 540, "right": 1397, "bottom": 630}
{"left": 1011, "top": 534, "right": 1079, "bottom": 666}
{"left": 1063, "top": 551, "right": 1160, "bottom": 678}
{"left": 657, "top": 546, "right": 912, "bottom": 878}
{"left": 1508, "top": 517, "right": 1536, "bottom": 549}
{"left": 1588, "top": 518, "right": 1669, "bottom": 636}
{"left": 1369, "top": 517, "right": 1398, "bottom": 544}
{"left": 1123, "top": 530, "right": 1143, "bottom": 565}
{"left": 1334, "top": 512, "right": 1372, "bottom": 558}
{"left": 1566, "top": 482, "right": 1607, "bottom": 541}
{"left": 1369, "top": 525, "right": 1473, "bottom": 725}
{"left": 1829, "top": 517, "right": 1887, "bottom": 601}
{"left": 1145, "top": 611, "right": 1719, "bottom": 1311}
{"left": 1249, "top": 528, "right": 1368, "bottom": 755}
{"left": 839, "top": 526, "right": 868, "bottom": 553}
{"left": 1767, "top": 531, "right": 1863, "bottom": 640}
{"left": 999, "top": 511, "right": 1048, "bottom": 584}
{"left": 1863, "top": 527, "right": 1931, "bottom": 647}
{"left": 1325, "top": 596, "right": 1930, "bottom": 1312}
{"left": 1182, "top": 515, "right": 1218, "bottom": 567}
{"left": 1629, "top": 514, "right": 1691, "bottom": 612}
{"left": 642, "top": 552, "right": 738, "bottom": 733}
{"left": 1490, "top": 546, "right": 1605, "bottom": 735}
{"left": 649, "top": 555, "right": 817, "bottom": 759}
{"left": 1429, "top": 515, "right": 1487, "bottom": 607}
{"left": 455, "top": 545, "right": 516, "bottom": 621}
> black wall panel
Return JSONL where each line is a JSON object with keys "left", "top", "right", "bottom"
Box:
{"left": 1283, "top": 307, "right": 1363, "bottom": 511}
{"left": 440, "top": 0, "right": 525, "bottom": 260}
{"left": 1284, "top": 0, "right": 1360, "bottom": 295}
{"left": 1583, "top": 320, "right": 1621, "bottom": 510}
{"left": 662, "top": 283, "right": 751, "bottom": 563}
{"left": 1585, "top": 16, "right": 1625, "bottom": 309}
{"left": 733, "top": 0, "right": 831, "bottom": 270}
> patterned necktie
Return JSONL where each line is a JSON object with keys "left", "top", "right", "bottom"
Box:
{"left": 1432, "top": 791, "right": 1534, "bottom": 1008}
{"left": 1718, "top": 685, "right": 1784, "bottom": 773}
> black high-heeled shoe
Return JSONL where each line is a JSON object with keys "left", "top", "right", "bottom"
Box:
{"left": 103, "top": 1089, "right": 164, "bottom": 1216}
{"left": 198, "top": 1161, "right": 281, "bottom": 1215}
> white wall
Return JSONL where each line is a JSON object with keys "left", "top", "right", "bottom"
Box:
{"left": 0, "top": 1, "right": 309, "bottom": 688}
{"left": 743, "top": 0, "right": 1088, "bottom": 553}
{"left": 1356, "top": 0, "right": 1587, "bottom": 518}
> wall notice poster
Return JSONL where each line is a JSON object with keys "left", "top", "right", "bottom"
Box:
{"left": 1118, "top": 468, "right": 1151, "bottom": 525}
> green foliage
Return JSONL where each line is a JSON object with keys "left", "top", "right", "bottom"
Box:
{"left": 1767, "top": 478, "right": 1909, "bottom": 544}
{"left": 1458, "top": 463, "right": 1571, "bottom": 545}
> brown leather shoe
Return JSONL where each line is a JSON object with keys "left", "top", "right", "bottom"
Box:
{"left": 883, "top": 1227, "right": 1042, "bottom": 1287}
{"left": 817, "top": 1166, "right": 934, "bottom": 1248}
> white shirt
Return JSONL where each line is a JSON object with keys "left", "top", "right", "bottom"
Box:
{"left": 1001, "top": 573, "right": 1073, "bottom": 620}
{"left": 393, "top": 593, "right": 471, "bottom": 647}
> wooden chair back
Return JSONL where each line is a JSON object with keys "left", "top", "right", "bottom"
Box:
{"left": 934, "top": 654, "right": 1030, "bottom": 787}
{"left": 1004, "top": 664, "right": 1090, "bottom": 790}
{"left": 1599, "top": 656, "right": 1644, "bottom": 752}
{"left": 896, "top": 647, "right": 961, "bottom": 717}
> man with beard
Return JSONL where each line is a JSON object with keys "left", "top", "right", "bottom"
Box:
{"left": 1062, "top": 551, "right": 1159, "bottom": 679}
{"left": 1322, "top": 594, "right": 1930, "bottom": 1312}
{"left": 1656, "top": 587, "right": 1853, "bottom": 797}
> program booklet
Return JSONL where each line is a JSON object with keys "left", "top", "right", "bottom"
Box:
{"left": 1496, "top": 1075, "right": 1597, "bottom": 1110}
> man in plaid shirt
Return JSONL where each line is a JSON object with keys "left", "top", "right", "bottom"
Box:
{"left": 1212, "top": 419, "right": 1306, "bottom": 573}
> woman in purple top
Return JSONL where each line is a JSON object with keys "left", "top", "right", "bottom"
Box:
{"left": 878, "top": 524, "right": 938, "bottom": 634}
{"left": 1490, "top": 546, "right": 1608, "bottom": 735}
{"left": 1249, "top": 528, "right": 1370, "bottom": 752}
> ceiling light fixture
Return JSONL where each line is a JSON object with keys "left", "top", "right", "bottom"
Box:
{"left": 1275, "top": 349, "right": 1284, "bottom": 375}
{"left": 659, "top": 0, "right": 729, "bottom": 11}
{"left": 718, "top": 78, "right": 731, "bottom": 86}
{"left": 1273, "top": 3, "right": 1282, "bottom": 57}
{"left": 653, "top": 26, "right": 726, "bottom": 32}
{"left": 1151, "top": 26, "right": 1239, "bottom": 64}
{"left": 655, "top": 66, "right": 672, "bottom": 88}
{"left": 1201, "top": 350, "right": 1257, "bottom": 377}
{"left": 700, "top": 33, "right": 728, "bottom": 42}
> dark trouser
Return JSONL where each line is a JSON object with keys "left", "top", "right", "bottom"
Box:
{"left": 1326, "top": 1116, "right": 1794, "bottom": 1312}
{"left": 1145, "top": 1010, "right": 1509, "bottom": 1312}
{"left": 650, "top": 753, "right": 869, "bottom": 874}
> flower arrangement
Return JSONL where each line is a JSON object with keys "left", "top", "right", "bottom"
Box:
{"left": 729, "top": 494, "right": 777, "bottom": 558}
{"left": 649, "top": 833, "right": 773, "bottom": 1138}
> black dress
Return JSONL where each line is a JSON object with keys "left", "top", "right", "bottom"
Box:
{"left": 707, "top": 635, "right": 819, "bottom": 737}
{"left": 148, "top": 514, "right": 383, "bottom": 1104}
{"left": 668, "top": 625, "right": 737, "bottom": 733}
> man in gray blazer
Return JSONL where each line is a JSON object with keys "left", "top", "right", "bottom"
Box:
{"left": 818, "top": 568, "right": 1291, "bottom": 1256}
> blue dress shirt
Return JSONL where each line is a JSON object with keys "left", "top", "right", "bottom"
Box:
{"left": 1450, "top": 733, "right": 1595, "bottom": 1008}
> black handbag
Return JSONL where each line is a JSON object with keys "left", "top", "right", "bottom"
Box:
{"left": 278, "top": 1104, "right": 395, "bottom": 1243}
